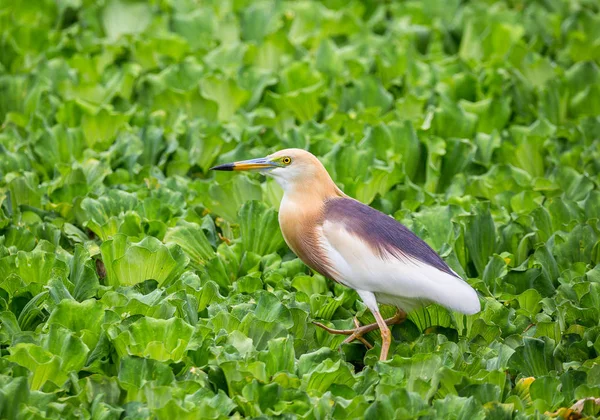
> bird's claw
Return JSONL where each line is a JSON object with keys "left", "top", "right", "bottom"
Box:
{"left": 311, "top": 321, "right": 356, "bottom": 335}
{"left": 313, "top": 309, "right": 407, "bottom": 351}
{"left": 313, "top": 317, "right": 376, "bottom": 348}
{"left": 343, "top": 324, "right": 374, "bottom": 349}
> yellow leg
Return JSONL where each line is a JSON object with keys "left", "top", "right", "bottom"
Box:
{"left": 313, "top": 309, "right": 406, "bottom": 353}
{"left": 373, "top": 310, "right": 391, "bottom": 361}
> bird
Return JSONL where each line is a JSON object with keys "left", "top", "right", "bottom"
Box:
{"left": 210, "top": 148, "right": 480, "bottom": 360}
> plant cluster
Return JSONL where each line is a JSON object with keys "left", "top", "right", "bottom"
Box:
{"left": 0, "top": 0, "right": 599, "bottom": 418}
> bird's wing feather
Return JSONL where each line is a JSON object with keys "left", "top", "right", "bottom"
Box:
{"left": 320, "top": 198, "right": 480, "bottom": 314}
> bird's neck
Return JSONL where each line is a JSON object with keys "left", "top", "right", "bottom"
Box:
{"left": 280, "top": 173, "right": 345, "bottom": 206}
{"left": 277, "top": 170, "right": 344, "bottom": 277}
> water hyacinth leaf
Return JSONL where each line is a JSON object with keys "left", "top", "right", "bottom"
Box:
{"left": 200, "top": 75, "right": 251, "bottom": 121}
{"left": 313, "top": 293, "right": 346, "bottom": 320}
{"left": 68, "top": 245, "right": 100, "bottom": 301}
{"left": 81, "top": 107, "right": 131, "bottom": 151}
{"left": 102, "top": 0, "right": 152, "bottom": 41}
{"left": 482, "top": 254, "right": 508, "bottom": 290}
{"left": 268, "top": 84, "right": 323, "bottom": 122}
{"left": 46, "top": 299, "right": 104, "bottom": 349}
{"left": 109, "top": 317, "right": 194, "bottom": 362}
{"left": 259, "top": 337, "right": 295, "bottom": 376}
{"left": 80, "top": 190, "right": 139, "bottom": 241}
{"left": 253, "top": 291, "right": 293, "bottom": 327}
{"left": 340, "top": 76, "right": 393, "bottom": 114}
{"left": 302, "top": 359, "right": 356, "bottom": 393}
{"left": 100, "top": 234, "right": 189, "bottom": 287}
{"left": 386, "top": 353, "right": 442, "bottom": 395}
{"left": 7, "top": 325, "right": 89, "bottom": 390}
{"left": 239, "top": 200, "right": 285, "bottom": 256}
{"left": 473, "top": 131, "right": 501, "bottom": 167}
{"left": 529, "top": 376, "right": 564, "bottom": 411}
{"left": 6, "top": 173, "right": 42, "bottom": 213}
{"left": 460, "top": 97, "right": 511, "bottom": 134}
{"left": 5, "top": 248, "right": 68, "bottom": 288}
{"left": 422, "top": 135, "right": 445, "bottom": 193}
{"left": 408, "top": 304, "right": 453, "bottom": 332}
{"left": 0, "top": 311, "right": 20, "bottom": 344}
{"left": 508, "top": 337, "right": 559, "bottom": 377}
{"left": 6, "top": 344, "right": 62, "bottom": 390}
{"left": 291, "top": 275, "right": 328, "bottom": 296}
{"left": 432, "top": 395, "right": 485, "bottom": 420}
{"left": 163, "top": 221, "right": 215, "bottom": 267}
{"left": 516, "top": 289, "right": 542, "bottom": 318}
{"left": 354, "top": 164, "right": 403, "bottom": 205}
{"left": 206, "top": 175, "right": 263, "bottom": 222}
{"left": 555, "top": 167, "right": 595, "bottom": 202}
{"left": 458, "top": 383, "right": 501, "bottom": 405}
{"left": 462, "top": 203, "right": 496, "bottom": 276}
{"left": 378, "top": 389, "right": 431, "bottom": 418}
{"left": 553, "top": 224, "right": 598, "bottom": 270}
{"left": 365, "top": 121, "right": 421, "bottom": 180}
{"left": 431, "top": 95, "right": 477, "bottom": 139}
{"left": 439, "top": 138, "right": 475, "bottom": 191}
{"left": 42, "top": 325, "right": 89, "bottom": 381}
{"left": 118, "top": 355, "right": 175, "bottom": 400}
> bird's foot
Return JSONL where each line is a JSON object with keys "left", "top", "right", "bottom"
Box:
{"left": 313, "top": 317, "right": 375, "bottom": 349}
{"left": 313, "top": 309, "right": 406, "bottom": 350}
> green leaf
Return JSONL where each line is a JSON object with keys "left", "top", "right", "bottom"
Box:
{"left": 431, "top": 95, "right": 477, "bottom": 139}
{"left": 102, "top": 0, "right": 152, "bottom": 41}
{"left": 462, "top": 202, "right": 497, "bottom": 276}
{"left": 118, "top": 355, "right": 174, "bottom": 401}
{"left": 47, "top": 299, "right": 104, "bottom": 349}
{"left": 239, "top": 200, "right": 285, "bottom": 256}
{"left": 291, "top": 275, "right": 328, "bottom": 296}
{"left": 508, "top": 337, "right": 559, "bottom": 377}
{"left": 68, "top": 245, "right": 100, "bottom": 301}
{"left": 516, "top": 289, "right": 542, "bottom": 318}
{"left": 80, "top": 107, "right": 131, "bottom": 150}
{"left": 366, "top": 121, "right": 421, "bottom": 180}
{"left": 200, "top": 75, "right": 250, "bottom": 121}
{"left": 80, "top": 190, "right": 139, "bottom": 241}
{"left": 205, "top": 175, "right": 263, "bottom": 222}
{"left": 302, "top": 359, "right": 356, "bottom": 393}
{"left": 163, "top": 221, "right": 215, "bottom": 268}
{"left": 109, "top": 317, "right": 194, "bottom": 362}
{"left": 529, "top": 376, "right": 564, "bottom": 411}
{"left": 553, "top": 224, "right": 598, "bottom": 269}
{"left": 433, "top": 395, "right": 485, "bottom": 420}
{"left": 6, "top": 343, "right": 62, "bottom": 390}
{"left": 100, "top": 234, "right": 189, "bottom": 287}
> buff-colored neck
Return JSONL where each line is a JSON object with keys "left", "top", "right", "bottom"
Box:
{"left": 279, "top": 165, "right": 345, "bottom": 207}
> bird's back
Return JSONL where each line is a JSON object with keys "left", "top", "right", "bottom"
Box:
{"left": 318, "top": 198, "right": 480, "bottom": 314}
{"left": 323, "top": 198, "right": 457, "bottom": 277}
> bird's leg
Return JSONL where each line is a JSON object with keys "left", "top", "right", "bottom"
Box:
{"left": 372, "top": 310, "right": 391, "bottom": 361}
{"left": 313, "top": 309, "right": 406, "bottom": 350}
{"left": 314, "top": 309, "right": 405, "bottom": 335}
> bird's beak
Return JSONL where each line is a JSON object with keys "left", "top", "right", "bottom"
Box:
{"left": 210, "top": 157, "right": 279, "bottom": 172}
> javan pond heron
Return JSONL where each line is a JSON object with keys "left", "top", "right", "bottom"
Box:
{"left": 211, "top": 148, "right": 480, "bottom": 360}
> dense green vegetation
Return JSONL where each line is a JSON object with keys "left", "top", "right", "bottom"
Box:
{"left": 1, "top": 0, "right": 600, "bottom": 418}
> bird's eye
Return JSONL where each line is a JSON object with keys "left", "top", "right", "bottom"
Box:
{"left": 282, "top": 157, "right": 292, "bottom": 165}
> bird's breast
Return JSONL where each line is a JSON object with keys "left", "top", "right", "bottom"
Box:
{"left": 278, "top": 197, "right": 336, "bottom": 279}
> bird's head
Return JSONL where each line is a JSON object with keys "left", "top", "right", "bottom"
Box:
{"left": 210, "top": 148, "right": 331, "bottom": 193}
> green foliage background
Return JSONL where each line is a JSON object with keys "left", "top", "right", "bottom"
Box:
{"left": 1, "top": 0, "right": 600, "bottom": 418}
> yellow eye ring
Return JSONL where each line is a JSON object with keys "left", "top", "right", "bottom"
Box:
{"left": 282, "top": 157, "right": 292, "bottom": 165}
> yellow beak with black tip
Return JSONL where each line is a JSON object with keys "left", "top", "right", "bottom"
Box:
{"left": 210, "top": 157, "right": 281, "bottom": 172}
